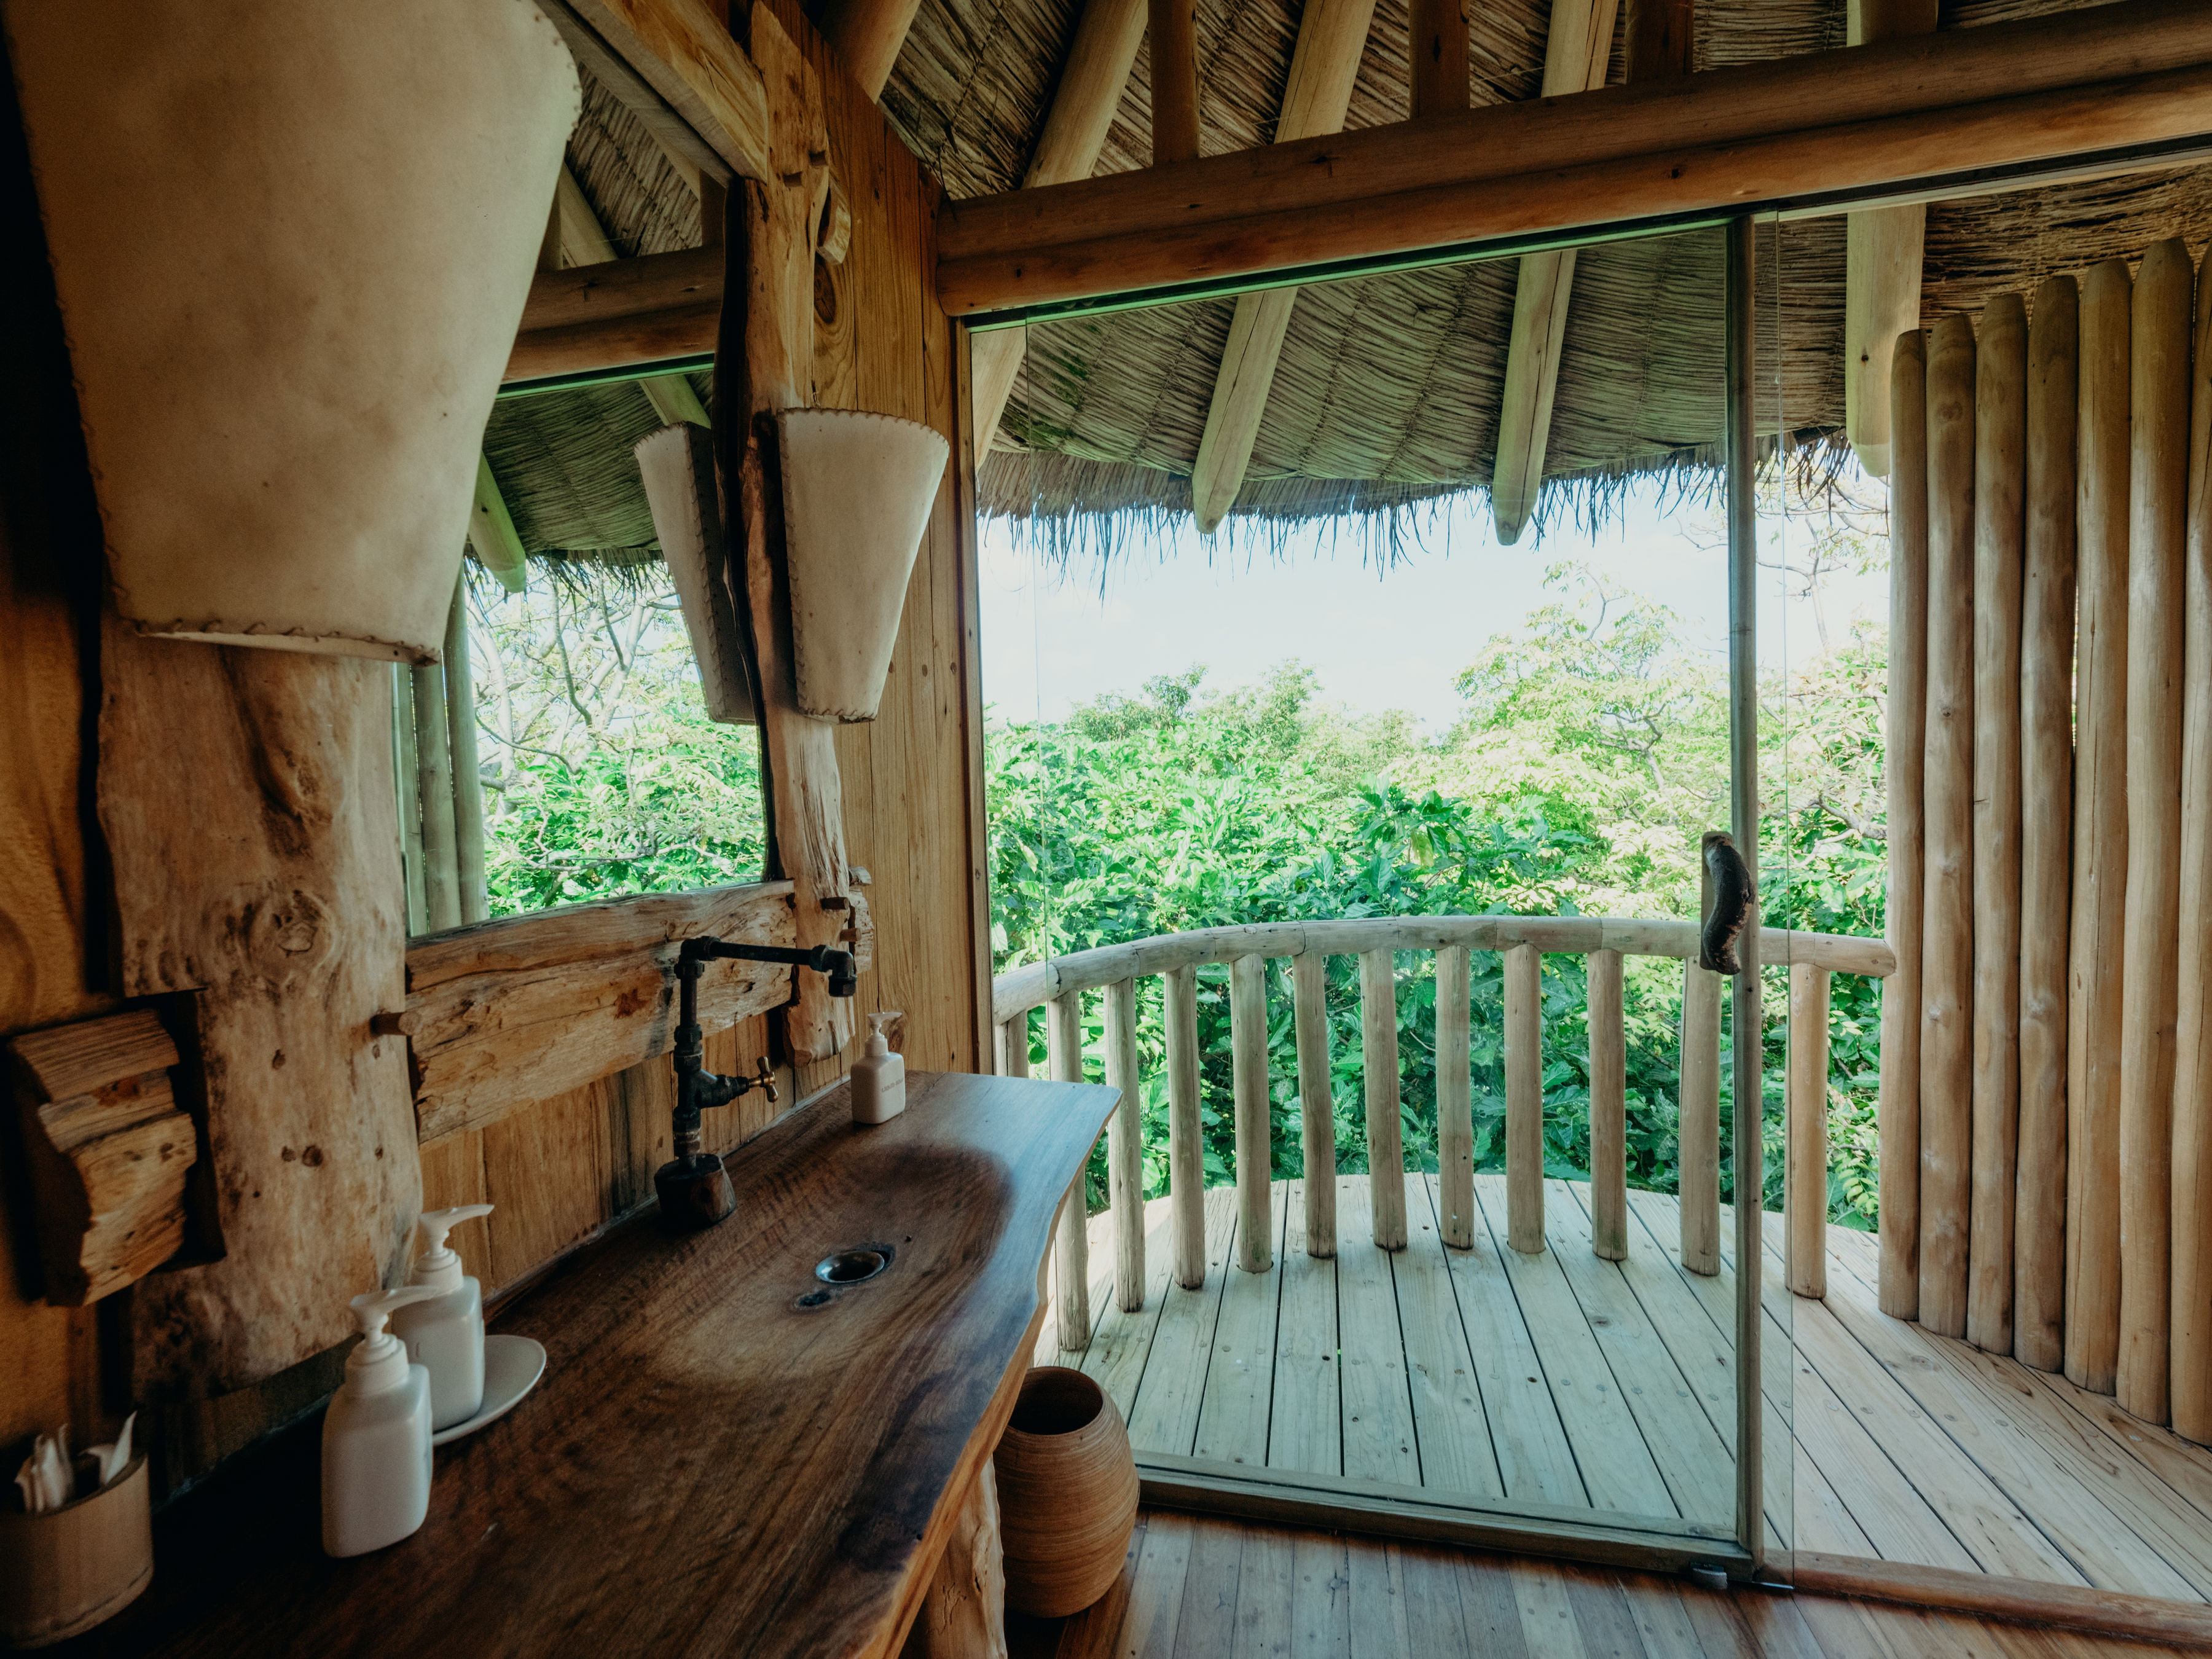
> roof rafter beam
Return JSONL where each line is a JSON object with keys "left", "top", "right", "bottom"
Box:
{"left": 967, "top": 0, "right": 1150, "bottom": 452}
{"left": 1843, "top": 0, "right": 1939, "bottom": 479}
{"left": 1488, "top": 0, "right": 1620, "bottom": 546}
{"left": 818, "top": 0, "right": 925, "bottom": 98}
{"left": 936, "top": 1, "right": 2212, "bottom": 315}
{"left": 536, "top": 0, "right": 772, "bottom": 184}
{"left": 1186, "top": 0, "right": 1381, "bottom": 533}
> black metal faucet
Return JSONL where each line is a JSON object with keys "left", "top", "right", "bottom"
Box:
{"left": 656, "top": 935, "right": 858, "bottom": 1231}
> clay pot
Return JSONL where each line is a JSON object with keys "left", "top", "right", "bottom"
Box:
{"left": 995, "top": 1367, "right": 1140, "bottom": 1617}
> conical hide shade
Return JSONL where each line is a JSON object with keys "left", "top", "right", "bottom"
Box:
{"left": 776, "top": 410, "right": 950, "bottom": 722}
{"left": 2, "top": 0, "right": 578, "bottom": 663}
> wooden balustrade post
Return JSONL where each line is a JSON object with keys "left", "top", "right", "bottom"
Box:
{"left": 1679, "top": 960, "right": 1723, "bottom": 1276}
{"left": 1046, "top": 994, "right": 1091, "bottom": 1351}
{"left": 1436, "top": 945, "right": 1475, "bottom": 1249}
{"left": 2068, "top": 257, "right": 2132, "bottom": 1396}
{"left": 1588, "top": 948, "right": 1627, "bottom": 1261}
{"left": 1788, "top": 962, "right": 1833, "bottom": 1299}
{"left": 1504, "top": 942, "right": 1545, "bottom": 1255}
{"left": 1163, "top": 963, "right": 1206, "bottom": 1288}
{"left": 997, "top": 1013, "right": 1030, "bottom": 1078}
{"left": 1359, "top": 949, "right": 1408, "bottom": 1250}
{"left": 1919, "top": 310, "right": 1977, "bottom": 1341}
{"left": 1230, "top": 955, "right": 1274, "bottom": 1273}
{"left": 2117, "top": 239, "right": 2192, "bottom": 1426}
{"left": 2017, "top": 275, "right": 2078, "bottom": 1373}
{"left": 1102, "top": 978, "right": 1145, "bottom": 1312}
{"left": 1880, "top": 325, "right": 1929, "bottom": 1320}
{"left": 1292, "top": 952, "right": 1338, "bottom": 1257}
{"left": 1969, "top": 291, "right": 2026, "bottom": 1356}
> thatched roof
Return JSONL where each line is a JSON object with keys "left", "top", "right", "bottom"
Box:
{"left": 484, "top": 0, "right": 2212, "bottom": 569}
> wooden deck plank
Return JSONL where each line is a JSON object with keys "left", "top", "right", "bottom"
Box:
{"left": 1425, "top": 1172, "right": 1586, "bottom": 1507}
{"left": 1230, "top": 1521, "right": 1294, "bottom": 1657}
{"left": 1472, "top": 1173, "right": 1676, "bottom": 1518}
{"left": 1806, "top": 1249, "right": 2205, "bottom": 1599}
{"left": 1540, "top": 1176, "right": 1734, "bottom": 1526}
{"left": 1288, "top": 1528, "right": 1351, "bottom": 1658}
{"left": 1826, "top": 1228, "right": 2212, "bottom": 1585}
{"left": 1105, "top": 1508, "right": 1196, "bottom": 1658}
{"left": 1785, "top": 1293, "right": 2090, "bottom": 1582}
{"left": 1396, "top": 1176, "right": 1506, "bottom": 1498}
{"left": 1454, "top": 1550, "right": 1537, "bottom": 1657}
{"left": 1602, "top": 1182, "right": 1803, "bottom": 1545}
{"left": 1343, "top": 1536, "right": 1411, "bottom": 1657}
{"left": 1080, "top": 1193, "right": 1179, "bottom": 1418}
{"left": 1126, "top": 1186, "right": 1240, "bottom": 1458}
{"left": 1612, "top": 1569, "right": 1706, "bottom": 1658}
{"left": 1172, "top": 1514, "right": 1245, "bottom": 1655}
{"left": 1195, "top": 1180, "right": 1290, "bottom": 1469}
{"left": 1334, "top": 1173, "right": 1420, "bottom": 1488}
{"left": 1617, "top": 1183, "right": 1956, "bottom": 1567}
{"left": 1270, "top": 1179, "right": 1343, "bottom": 1480}
{"left": 1510, "top": 1555, "right": 1594, "bottom": 1658}
{"left": 1397, "top": 1537, "right": 1475, "bottom": 1653}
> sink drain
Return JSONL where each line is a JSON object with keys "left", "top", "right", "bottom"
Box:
{"left": 815, "top": 1245, "right": 894, "bottom": 1285}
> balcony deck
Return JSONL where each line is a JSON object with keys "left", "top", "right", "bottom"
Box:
{"left": 1041, "top": 1172, "right": 2212, "bottom": 1598}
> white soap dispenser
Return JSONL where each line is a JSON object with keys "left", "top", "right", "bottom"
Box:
{"left": 323, "top": 1284, "right": 441, "bottom": 1558}
{"left": 390, "top": 1203, "right": 495, "bottom": 1432}
{"left": 850, "top": 1011, "right": 906, "bottom": 1125}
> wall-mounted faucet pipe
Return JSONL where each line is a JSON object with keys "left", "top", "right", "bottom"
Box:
{"left": 657, "top": 935, "right": 860, "bottom": 1232}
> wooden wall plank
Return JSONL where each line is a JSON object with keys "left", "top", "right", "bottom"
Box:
{"left": 2015, "top": 274, "right": 2077, "bottom": 1375}
{"left": 2066, "top": 257, "right": 2133, "bottom": 1397}
{"left": 2116, "top": 238, "right": 2192, "bottom": 1426}
{"left": 2175, "top": 243, "right": 2212, "bottom": 1446}
{"left": 1967, "top": 292, "right": 2025, "bottom": 1356}
{"left": 1920, "top": 312, "right": 1977, "bottom": 1341}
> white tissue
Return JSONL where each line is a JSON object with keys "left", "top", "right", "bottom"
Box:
{"left": 86, "top": 1411, "right": 135, "bottom": 1491}
{"left": 12, "top": 1427, "right": 71, "bottom": 1514}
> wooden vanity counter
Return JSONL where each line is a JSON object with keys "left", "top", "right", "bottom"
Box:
{"left": 83, "top": 1070, "right": 1118, "bottom": 1658}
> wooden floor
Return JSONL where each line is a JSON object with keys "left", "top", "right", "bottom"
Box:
{"left": 1008, "top": 1507, "right": 2211, "bottom": 1658}
{"left": 1040, "top": 1172, "right": 2212, "bottom": 1600}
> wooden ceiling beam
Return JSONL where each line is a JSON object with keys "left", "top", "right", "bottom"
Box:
{"left": 1487, "top": 0, "right": 1620, "bottom": 546}
{"left": 1408, "top": 0, "right": 1467, "bottom": 118}
{"left": 818, "top": 0, "right": 926, "bottom": 98}
{"left": 1186, "top": 0, "right": 1381, "bottom": 532}
{"left": 537, "top": 0, "right": 772, "bottom": 184}
{"left": 937, "top": 1, "right": 2212, "bottom": 314}
{"left": 968, "top": 0, "right": 1149, "bottom": 453}
{"left": 1844, "top": 0, "right": 1940, "bottom": 479}
{"left": 1150, "top": 0, "right": 1202, "bottom": 165}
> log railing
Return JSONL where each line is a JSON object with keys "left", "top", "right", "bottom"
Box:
{"left": 992, "top": 914, "right": 1896, "bottom": 1351}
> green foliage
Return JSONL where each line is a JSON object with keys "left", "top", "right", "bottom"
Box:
{"left": 990, "top": 565, "right": 1894, "bottom": 1231}
{"left": 466, "top": 570, "right": 769, "bottom": 914}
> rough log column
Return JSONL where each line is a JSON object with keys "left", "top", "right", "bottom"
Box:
{"left": 725, "top": 5, "right": 855, "bottom": 1063}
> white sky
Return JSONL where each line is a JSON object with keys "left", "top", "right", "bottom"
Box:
{"left": 979, "top": 476, "right": 1891, "bottom": 734}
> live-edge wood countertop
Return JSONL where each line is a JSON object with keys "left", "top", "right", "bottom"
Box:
{"left": 81, "top": 1070, "right": 1120, "bottom": 1659}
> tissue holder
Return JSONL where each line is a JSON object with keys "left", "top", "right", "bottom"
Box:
{"left": 0, "top": 1454, "right": 151, "bottom": 1649}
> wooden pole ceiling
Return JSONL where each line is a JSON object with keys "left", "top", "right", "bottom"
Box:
{"left": 968, "top": 0, "right": 1150, "bottom": 453}
{"left": 1843, "top": 0, "right": 1940, "bottom": 479}
{"left": 937, "top": 2, "right": 2212, "bottom": 316}
{"left": 1186, "top": 0, "right": 1381, "bottom": 533}
{"left": 1486, "top": 0, "right": 1621, "bottom": 547}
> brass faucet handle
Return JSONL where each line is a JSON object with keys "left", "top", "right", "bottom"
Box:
{"left": 755, "top": 1057, "right": 779, "bottom": 1104}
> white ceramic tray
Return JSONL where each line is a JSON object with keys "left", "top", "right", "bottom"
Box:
{"left": 431, "top": 1334, "right": 546, "bottom": 1447}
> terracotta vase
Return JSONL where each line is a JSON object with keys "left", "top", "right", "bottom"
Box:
{"left": 995, "top": 1367, "right": 1140, "bottom": 1617}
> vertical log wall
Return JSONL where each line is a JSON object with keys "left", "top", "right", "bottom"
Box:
{"left": 1884, "top": 243, "right": 2212, "bottom": 1438}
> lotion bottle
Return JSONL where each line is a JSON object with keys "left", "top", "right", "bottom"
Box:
{"left": 850, "top": 1011, "right": 906, "bottom": 1125}
{"left": 323, "top": 1284, "right": 441, "bottom": 1558}
{"left": 390, "top": 1203, "right": 495, "bottom": 1431}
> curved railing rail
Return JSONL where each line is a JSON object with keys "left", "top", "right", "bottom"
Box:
{"left": 991, "top": 913, "right": 1896, "bottom": 1353}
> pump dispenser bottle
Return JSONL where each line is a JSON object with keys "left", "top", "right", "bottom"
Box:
{"left": 850, "top": 1011, "right": 906, "bottom": 1125}
{"left": 323, "top": 1284, "right": 441, "bottom": 1558}
{"left": 391, "top": 1203, "right": 495, "bottom": 1431}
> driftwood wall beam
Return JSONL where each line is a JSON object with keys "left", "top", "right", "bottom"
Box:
{"left": 6, "top": 1010, "right": 197, "bottom": 1306}
{"left": 936, "top": 2, "right": 2212, "bottom": 313}
{"left": 404, "top": 880, "right": 874, "bottom": 1143}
